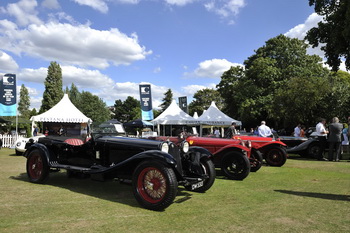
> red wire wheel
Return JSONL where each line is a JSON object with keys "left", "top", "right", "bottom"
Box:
{"left": 137, "top": 167, "right": 167, "bottom": 203}
{"left": 26, "top": 149, "right": 49, "bottom": 183}
{"left": 133, "top": 161, "right": 177, "bottom": 211}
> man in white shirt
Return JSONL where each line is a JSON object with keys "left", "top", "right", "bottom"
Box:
{"left": 315, "top": 118, "right": 328, "bottom": 161}
{"left": 294, "top": 124, "right": 301, "bottom": 137}
{"left": 258, "top": 121, "right": 272, "bottom": 137}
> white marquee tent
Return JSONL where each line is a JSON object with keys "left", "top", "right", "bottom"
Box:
{"left": 197, "top": 101, "right": 241, "bottom": 126}
{"left": 152, "top": 99, "right": 200, "bottom": 125}
{"left": 197, "top": 101, "right": 241, "bottom": 137}
{"left": 152, "top": 100, "right": 200, "bottom": 136}
{"left": 30, "top": 94, "right": 92, "bottom": 123}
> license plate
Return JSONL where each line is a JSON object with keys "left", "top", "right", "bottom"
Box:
{"left": 191, "top": 181, "right": 204, "bottom": 190}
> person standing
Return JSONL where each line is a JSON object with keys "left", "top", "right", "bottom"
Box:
{"left": 214, "top": 127, "right": 220, "bottom": 138}
{"left": 294, "top": 123, "right": 301, "bottom": 137}
{"left": 316, "top": 118, "right": 329, "bottom": 161}
{"left": 258, "top": 121, "right": 272, "bottom": 137}
{"left": 225, "top": 122, "right": 237, "bottom": 138}
{"left": 328, "top": 117, "right": 343, "bottom": 161}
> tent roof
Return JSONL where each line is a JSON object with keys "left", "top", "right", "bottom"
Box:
{"left": 152, "top": 100, "right": 200, "bottom": 125}
{"left": 197, "top": 101, "right": 241, "bottom": 126}
{"left": 30, "top": 94, "right": 92, "bottom": 123}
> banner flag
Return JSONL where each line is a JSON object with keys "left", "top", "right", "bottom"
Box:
{"left": 178, "top": 96, "right": 188, "bottom": 113}
{"left": 0, "top": 74, "right": 16, "bottom": 116}
{"left": 139, "top": 84, "right": 154, "bottom": 120}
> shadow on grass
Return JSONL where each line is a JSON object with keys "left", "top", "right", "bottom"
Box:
{"left": 275, "top": 190, "right": 350, "bottom": 202}
{"left": 10, "top": 171, "right": 194, "bottom": 210}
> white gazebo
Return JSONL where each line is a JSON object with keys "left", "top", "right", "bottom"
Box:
{"left": 197, "top": 101, "right": 241, "bottom": 136}
{"left": 30, "top": 94, "right": 92, "bottom": 136}
{"left": 152, "top": 100, "right": 200, "bottom": 136}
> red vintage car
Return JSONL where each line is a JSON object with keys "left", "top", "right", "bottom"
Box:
{"left": 232, "top": 134, "right": 287, "bottom": 167}
{"left": 152, "top": 136, "right": 262, "bottom": 181}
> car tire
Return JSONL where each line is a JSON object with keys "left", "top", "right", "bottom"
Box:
{"left": 221, "top": 151, "right": 250, "bottom": 180}
{"left": 250, "top": 150, "right": 263, "bottom": 172}
{"left": 15, "top": 149, "right": 23, "bottom": 156}
{"left": 132, "top": 160, "right": 178, "bottom": 211}
{"left": 26, "top": 149, "right": 49, "bottom": 183}
{"left": 265, "top": 147, "right": 287, "bottom": 167}
{"left": 307, "top": 143, "right": 322, "bottom": 158}
{"left": 184, "top": 157, "right": 216, "bottom": 193}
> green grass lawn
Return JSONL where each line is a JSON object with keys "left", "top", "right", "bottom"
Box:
{"left": 0, "top": 148, "right": 349, "bottom": 233}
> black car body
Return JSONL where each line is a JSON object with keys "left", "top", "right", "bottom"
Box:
{"left": 23, "top": 124, "right": 215, "bottom": 211}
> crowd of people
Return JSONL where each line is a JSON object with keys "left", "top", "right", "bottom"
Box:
{"left": 221, "top": 117, "right": 350, "bottom": 162}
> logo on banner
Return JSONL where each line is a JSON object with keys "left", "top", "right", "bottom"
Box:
{"left": 0, "top": 74, "right": 17, "bottom": 116}
{"left": 139, "top": 84, "right": 154, "bottom": 120}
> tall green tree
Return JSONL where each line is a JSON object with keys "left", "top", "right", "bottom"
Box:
{"left": 67, "top": 83, "right": 81, "bottom": 107}
{"left": 217, "top": 35, "right": 331, "bottom": 129}
{"left": 77, "top": 91, "right": 110, "bottom": 123}
{"left": 18, "top": 84, "right": 30, "bottom": 119}
{"left": 188, "top": 88, "right": 224, "bottom": 116}
{"left": 306, "top": 0, "right": 350, "bottom": 71}
{"left": 159, "top": 89, "right": 173, "bottom": 113}
{"left": 113, "top": 96, "right": 141, "bottom": 122}
{"left": 39, "top": 61, "right": 64, "bottom": 113}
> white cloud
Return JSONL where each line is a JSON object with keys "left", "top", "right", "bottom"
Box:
{"left": 0, "top": 51, "right": 19, "bottom": 72}
{"left": 181, "top": 83, "right": 217, "bottom": 96}
{"left": 97, "top": 82, "right": 175, "bottom": 108}
{"left": 41, "top": 0, "right": 60, "bottom": 9}
{"left": 165, "top": 0, "right": 197, "bottom": 6}
{"left": 18, "top": 65, "right": 115, "bottom": 89}
{"left": 0, "top": 21, "right": 152, "bottom": 69}
{"left": 186, "top": 59, "right": 242, "bottom": 78}
{"left": 153, "top": 67, "right": 161, "bottom": 73}
{"left": 285, "top": 13, "right": 323, "bottom": 40}
{"left": 4, "top": 0, "right": 43, "bottom": 26}
{"left": 73, "top": 0, "right": 109, "bottom": 13}
{"left": 205, "top": 0, "right": 246, "bottom": 19}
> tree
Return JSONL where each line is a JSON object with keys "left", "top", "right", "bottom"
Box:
{"left": 77, "top": 91, "right": 110, "bottom": 123}
{"left": 306, "top": 0, "right": 350, "bottom": 71}
{"left": 188, "top": 88, "right": 224, "bottom": 116}
{"left": 39, "top": 61, "right": 64, "bottom": 113}
{"left": 113, "top": 96, "right": 141, "bottom": 122}
{"left": 217, "top": 35, "right": 331, "bottom": 129}
{"left": 159, "top": 89, "right": 173, "bottom": 113}
{"left": 67, "top": 83, "right": 81, "bottom": 107}
{"left": 18, "top": 84, "right": 30, "bottom": 119}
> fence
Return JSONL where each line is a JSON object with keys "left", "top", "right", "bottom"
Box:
{"left": 0, "top": 134, "right": 26, "bottom": 148}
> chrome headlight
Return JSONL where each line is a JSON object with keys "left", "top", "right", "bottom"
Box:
{"left": 182, "top": 141, "right": 189, "bottom": 153}
{"left": 16, "top": 142, "right": 21, "bottom": 147}
{"left": 245, "top": 140, "right": 252, "bottom": 148}
{"left": 160, "top": 142, "right": 169, "bottom": 153}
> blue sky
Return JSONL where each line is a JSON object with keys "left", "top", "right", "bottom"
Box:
{"left": 0, "top": 0, "right": 340, "bottom": 111}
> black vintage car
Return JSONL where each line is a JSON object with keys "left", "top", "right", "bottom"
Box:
{"left": 23, "top": 124, "right": 215, "bottom": 211}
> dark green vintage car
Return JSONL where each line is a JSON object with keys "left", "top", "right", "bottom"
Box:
{"left": 24, "top": 123, "right": 215, "bottom": 211}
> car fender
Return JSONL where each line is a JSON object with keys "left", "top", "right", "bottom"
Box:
{"left": 97, "top": 150, "right": 178, "bottom": 175}
{"left": 251, "top": 140, "right": 286, "bottom": 150}
{"left": 286, "top": 138, "right": 317, "bottom": 153}
{"left": 188, "top": 146, "right": 213, "bottom": 159}
{"left": 215, "top": 143, "right": 250, "bottom": 155}
{"left": 23, "top": 143, "right": 52, "bottom": 165}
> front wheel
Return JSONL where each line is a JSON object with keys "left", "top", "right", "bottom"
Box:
{"left": 221, "top": 151, "right": 250, "bottom": 180}
{"left": 184, "top": 157, "right": 216, "bottom": 193}
{"left": 307, "top": 143, "right": 322, "bottom": 158}
{"left": 132, "top": 160, "right": 178, "bottom": 211}
{"left": 250, "top": 150, "right": 263, "bottom": 172}
{"left": 26, "top": 149, "right": 49, "bottom": 183}
{"left": 264, "top": 147, "right": 287, "bottom": 167}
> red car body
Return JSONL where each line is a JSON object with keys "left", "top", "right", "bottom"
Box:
{"left": 232, "top": 135, "right": 287, "bottom": 167}
{"left": 153, "top": 136, "right": 262, "bottom": 181}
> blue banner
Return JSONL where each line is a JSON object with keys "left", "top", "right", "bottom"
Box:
{"left": 0, "top": 74, "right": 16, "bottom": 116}
{"left": 139, "top": 84, "right": 154, "bottom": 120}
